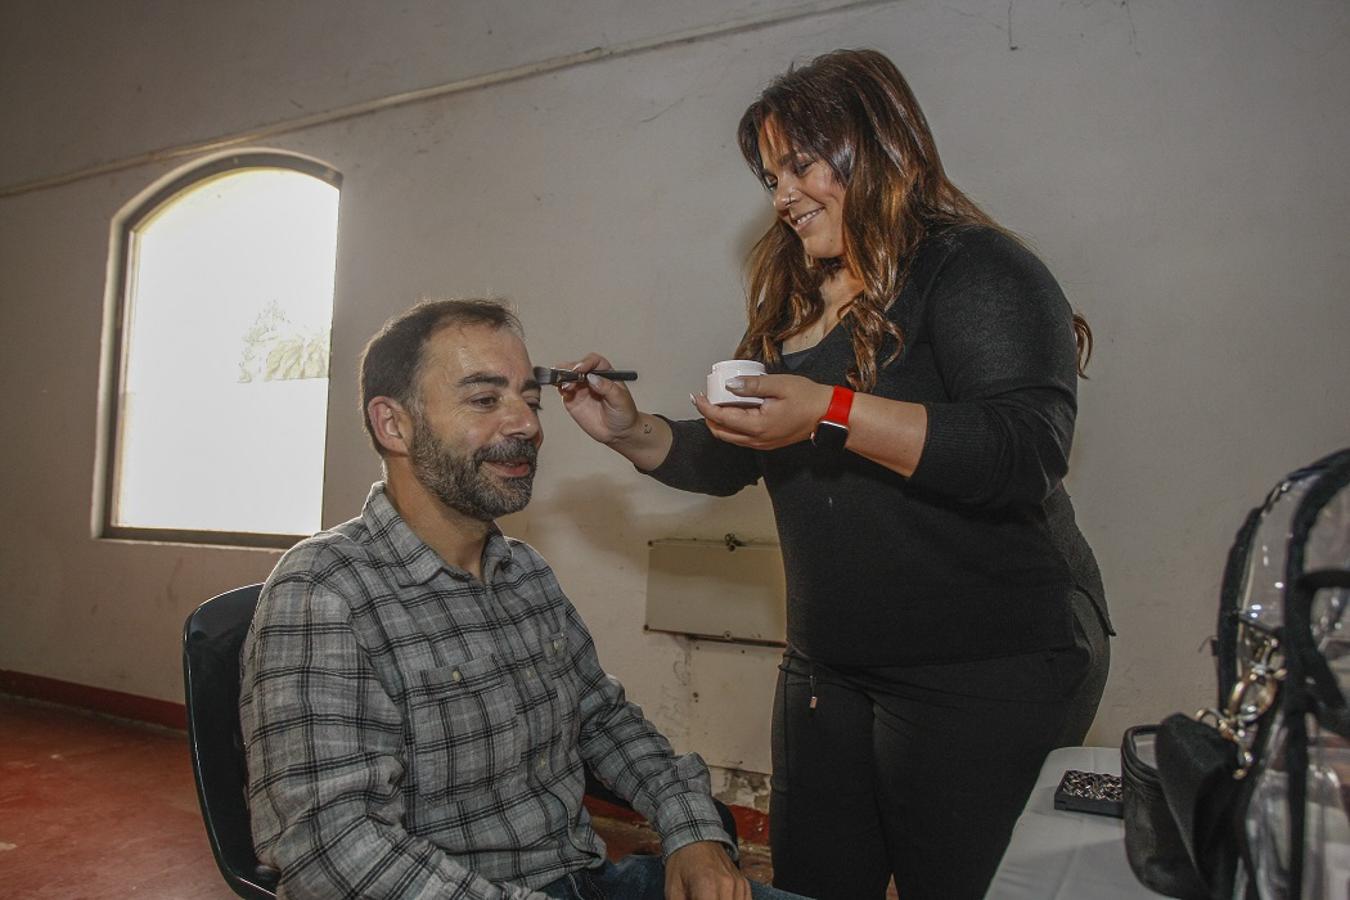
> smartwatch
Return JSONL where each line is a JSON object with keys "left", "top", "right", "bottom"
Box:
{"left": 811, "top": 385, "right": 854, "bottom": 451}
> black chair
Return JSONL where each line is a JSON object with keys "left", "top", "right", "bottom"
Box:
{"left": 183, "top": 584, "right": 277, "bottom": 900}
{"left": 183, "top": 584, "right": 739, "bottom": 900}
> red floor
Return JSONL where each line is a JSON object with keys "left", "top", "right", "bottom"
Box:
{"left": 0, "top": 696, "right": 230, "bottom": 899}
{"left": 0, "top": 696, "right": 788, "bottom": 898}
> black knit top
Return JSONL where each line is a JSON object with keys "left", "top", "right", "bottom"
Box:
{"left": 645, "top": 226, "right": 1108, "bottom": 665}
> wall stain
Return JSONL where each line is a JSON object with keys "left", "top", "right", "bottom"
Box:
{"left": 640, "top": 96, "right": 685, "bottom": 124}
{"left": 163, "top": 556, "right": 185, "bottom": 608}
{"left": 1121, "top": 0, "right": 1142, "bottom": 57}
{"left": 672, "top": 652, "right": 691, "bottom": 687}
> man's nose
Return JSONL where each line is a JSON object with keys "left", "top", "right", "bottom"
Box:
{"left": 503, "top": 396, "right": 541, "bottom": 439}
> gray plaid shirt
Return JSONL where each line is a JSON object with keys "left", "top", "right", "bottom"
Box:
{"left": 239, "top": 483, "right": 730, "bottom": 899}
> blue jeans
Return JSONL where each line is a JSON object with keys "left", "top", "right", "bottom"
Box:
{"left": 538, "top": 855, "right": 809, "bottom": 899}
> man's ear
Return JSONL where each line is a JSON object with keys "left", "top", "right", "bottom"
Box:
{"left": 367, "top": 396, "right": 412, "bottom": 455}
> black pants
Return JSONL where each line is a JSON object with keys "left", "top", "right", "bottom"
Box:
{"left": 769, "top": 591, "right": 1110, "bottom": 900}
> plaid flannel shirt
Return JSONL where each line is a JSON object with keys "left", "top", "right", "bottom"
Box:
{"left": 239, "top": 483, "right": 731, "bottom": 899}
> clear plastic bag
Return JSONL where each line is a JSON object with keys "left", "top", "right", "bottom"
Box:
{"left": 1239, "top": 468, "right": 1350, "bottom": 899}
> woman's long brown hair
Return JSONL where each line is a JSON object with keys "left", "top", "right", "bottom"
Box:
{"left": 735, "top": 49, "right": 1092, "bottom": 388}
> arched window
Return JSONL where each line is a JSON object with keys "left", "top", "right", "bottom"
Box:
{"left": 100, "top": 153, "right": 341, "bottom": 547}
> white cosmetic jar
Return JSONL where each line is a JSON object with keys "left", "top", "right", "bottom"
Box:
{"left": 706, "top": 359, "right": 766, "bottom": 406}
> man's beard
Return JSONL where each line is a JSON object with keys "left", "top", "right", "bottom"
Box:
{"left": 409, "top": 416, "right": 537, "bottom": 522}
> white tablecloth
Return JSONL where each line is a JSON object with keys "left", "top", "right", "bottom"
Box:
{"left": 985, "top": 745, "right": 1167, "bottom": 899}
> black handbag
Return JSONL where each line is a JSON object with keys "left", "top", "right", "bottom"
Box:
{"left": 1122, "top": 723, "right": 1209, "bottom": 898}
{"left": 1154, "top": 713, "right": 1245, "bottom": 899}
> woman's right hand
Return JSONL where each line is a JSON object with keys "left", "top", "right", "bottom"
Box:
{"left": 554, "top": 352, "right": 640, "bottom": 443}
{"left": 553, "top": 352, "right": 673, "bottom": 470}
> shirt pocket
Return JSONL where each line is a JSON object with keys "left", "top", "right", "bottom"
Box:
{"left": 409, "top": 654, "right": 522, "bottom": 803}
{"left": 542, "top": 630, "right": 580, "bottom": 745}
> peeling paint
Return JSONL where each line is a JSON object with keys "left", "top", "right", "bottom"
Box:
{"left": 710, "top": 765, "right": 772, "bottom": 812}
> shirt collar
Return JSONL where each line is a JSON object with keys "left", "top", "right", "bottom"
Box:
{"left": 362, "top": 482, "right": 516, "bottom": 586}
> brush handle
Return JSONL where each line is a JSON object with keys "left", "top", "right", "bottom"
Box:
{"left": 547, "top": 368, "right": 637, "bottom": 383}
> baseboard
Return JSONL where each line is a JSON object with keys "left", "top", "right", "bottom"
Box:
{"left": 0, "top": 669, "right": 187, "bottom": 730}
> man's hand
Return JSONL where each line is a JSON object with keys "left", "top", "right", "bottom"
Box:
{"left": 664, "top": 841, "right": 752, "bottom": 900}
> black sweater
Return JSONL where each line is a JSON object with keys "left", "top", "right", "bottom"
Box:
{"left": 646, "top": 226, "right": 1108, "bottom": 665}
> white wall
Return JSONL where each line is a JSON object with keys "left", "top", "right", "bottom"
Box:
{"left": 2, "top": 0, "right": 1348, "bottom": 781}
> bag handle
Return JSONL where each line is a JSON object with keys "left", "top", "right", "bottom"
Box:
{"left": 1278, "top": 450, "right": 1350, "bottom": 900}
{"left": 1214, "top": 449, "right": 1348, "bottom": 705}
{"left": 1216, "top": 505, "right": 1267, "bottom": 703}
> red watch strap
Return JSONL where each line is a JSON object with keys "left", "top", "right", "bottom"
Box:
{"left": 822, "top": 385, "right": 855, "bottom": 427}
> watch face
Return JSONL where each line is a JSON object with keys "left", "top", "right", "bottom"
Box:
{"left": 811, "top": 420, "right": 849, "bottom": 451}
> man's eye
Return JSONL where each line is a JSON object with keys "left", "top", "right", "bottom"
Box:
{"left": 471, "top": 395, "right": 498, "bottom": 408}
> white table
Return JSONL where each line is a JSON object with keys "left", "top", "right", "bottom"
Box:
{"left": 985, "top": 745, "right": 1167, "bottom": 899}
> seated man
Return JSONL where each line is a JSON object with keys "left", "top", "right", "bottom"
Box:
{"left": 239, "top": 299, "right": 805, "bottom": 900}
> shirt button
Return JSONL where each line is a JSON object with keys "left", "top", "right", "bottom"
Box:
{"left": 451, "top": 669, "right": 462, "bottom": 683}
{"left": 536, "top": 757, "right": 548, "bottom": 772}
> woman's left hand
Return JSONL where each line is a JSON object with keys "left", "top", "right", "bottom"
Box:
{"left": 693, "top": 373, "right": 834, "bottom": 450}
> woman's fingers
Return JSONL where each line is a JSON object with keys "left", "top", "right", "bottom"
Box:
{"left": 552, "top": 352, "right": 614, "bottom": 394}
{"left": 696, "top": 373, "right": 831, "bottom": 449}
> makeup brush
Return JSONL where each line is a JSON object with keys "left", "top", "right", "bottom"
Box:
{"left": 533, "top": 367, "right": 637, "bottom": 385}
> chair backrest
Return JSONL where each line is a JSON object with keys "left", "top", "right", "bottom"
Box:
{"left": 181, "top": 584, "right": 278, "bottom": 900}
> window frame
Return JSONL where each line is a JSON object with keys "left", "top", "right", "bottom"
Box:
{"left": 99, "top": 151, "right": 342, "bottom": 549}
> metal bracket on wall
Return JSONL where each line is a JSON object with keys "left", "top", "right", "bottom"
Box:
{"left": 644, "top": 537, "right": 786, "bottom": 646}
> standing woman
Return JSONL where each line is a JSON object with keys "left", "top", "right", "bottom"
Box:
{"left": 557, "top": 49, "right": 1112, "bottom": 900}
